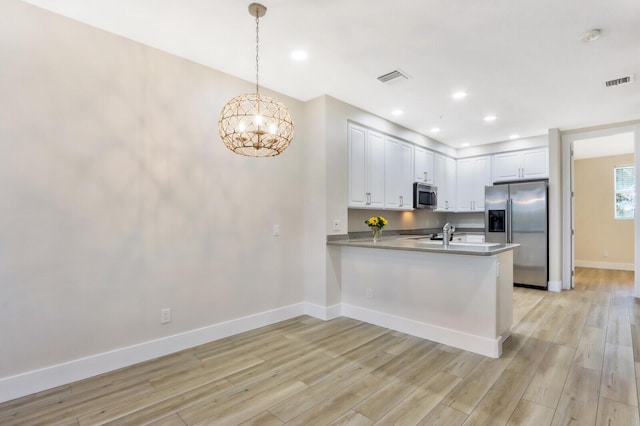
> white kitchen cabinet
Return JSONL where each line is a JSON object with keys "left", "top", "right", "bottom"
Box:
{"left": 385, "top": 136, "right": 414, "bottom": 210}
{"left": 348, "top": 124, "right": 385, "bottom": 208}
{"left": 434, "top": 153, "right": 456, "bottom": 211}
{"left": 457, "top": 156, "right": 491, "bottom": 212}
{"left": 414, "top": 146, "right": 434, "bottom": 184}
{"left": 493, "top": 148, "right": 548, "bottom": 182}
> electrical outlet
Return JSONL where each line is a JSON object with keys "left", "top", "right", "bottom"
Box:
{"left": 603, "top": 250, "right": 608, "bottom": 257}
{"left": 332, "top": 220, "right": 341, "bottom": 231}
{"left": 273, "top": 224, "right": 280, "bottom": 236}
{"left": 366, "top": 288, "right": 373, "bottom": 298}
{"left": 161, "top": 308, "right": 171, "bottom": 324}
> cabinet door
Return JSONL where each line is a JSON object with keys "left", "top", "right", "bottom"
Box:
{"left": 398, "top": 141, "right": 414, "bottom": 209}
{"left": 384, "top": 137, "right": 413, "bottom": 209}
{"left": 434, "top": 154, "right": 456, "bottom": 211}
{"left": 457, "top": 156, "right": 489, "bottom": 211}
{"left": 493, "top": 152, "right": 521, "bottom": 182}
{"left": 433, "top": 154, "right": 446, "bottom": 209}
{"left": 367, "top": 131, "right": 386, "bottom": 208}
{"left": 456, "top": 158, "right": 474, "bottom": 211}
{"left": 444, "top": 156, "right": 457, "bottom": 211}
{"left": 522, "top": 148, "right": 548, "bottom": 179}
{"left": 414, "top": 146, "right": 434, "bottom": 184}
{"left": 473, "top": 156, "right": 491, "bottom": 211}
{"left": 348, "top": 125, "right": 367, "bottom": 207}
{"left": 493, "top": 148, "right": 549, "bottom": 182}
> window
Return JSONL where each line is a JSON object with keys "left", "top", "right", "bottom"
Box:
{"left": 614, "top": 165, "right": 635, "bottom": 220}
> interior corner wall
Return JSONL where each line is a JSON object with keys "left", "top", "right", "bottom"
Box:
{"left": 548, "top": 128, "right": 563, "bottom": 290}
{"left": 574, "top": 154, "right": 635, "bottom": 269}
{"left": 303, "top": 96, "right": 329, "bottom": 308}
{"left": 0, "top": 0, "right": 306, "bottom": 394}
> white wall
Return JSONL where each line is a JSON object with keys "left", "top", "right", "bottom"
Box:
{"left": 0, "top": 0, "right": 306, "bottom": 392}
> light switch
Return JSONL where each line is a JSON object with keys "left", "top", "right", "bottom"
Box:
{"left": 273, "top": 224, "right": 280, "bottom": 236}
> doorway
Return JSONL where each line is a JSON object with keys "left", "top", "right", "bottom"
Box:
{"left": 562, "top": 124, "right": 640, "bottom": 296}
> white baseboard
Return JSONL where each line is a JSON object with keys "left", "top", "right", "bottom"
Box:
{"left": 575, "top": 260, "right": 635, "bottom": 271}
{"left": 548, "top": 280, "right": 563, "bottom": 292}
{"left": 341, "top": 304, "right": 503, "bottom": 358}
{"left": 304, "top": 302, "right": 342, "bottom": 320}
{"left": 0, "top": 303, "right": 306, "bottom": 404}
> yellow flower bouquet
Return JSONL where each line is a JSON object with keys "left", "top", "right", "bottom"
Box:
{"left": 364, "top": 216, "right": 388, "bottom": 242}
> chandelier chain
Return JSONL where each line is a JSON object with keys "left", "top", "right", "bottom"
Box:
{"left": 255, "top": 13, "right": 260, "bottom": 95}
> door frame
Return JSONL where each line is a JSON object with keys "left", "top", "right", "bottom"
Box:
{"left": 561, "top": 122, "right": 640, "bottom": 296}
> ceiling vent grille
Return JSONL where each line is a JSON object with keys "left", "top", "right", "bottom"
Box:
{"left": 605, "top": 75, "right": 634, "bottom": 87}
{"left": 377, "top": 69, "right": 410, "bottom": 83}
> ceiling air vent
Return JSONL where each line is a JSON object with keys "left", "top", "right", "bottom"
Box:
{"left": 604, "top": 75, "right": 634, "bottom": 87}
{"left": 377, "top": 69, "right": 410, "bottom": 84}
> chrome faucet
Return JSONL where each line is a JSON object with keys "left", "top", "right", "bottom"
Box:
{"left": 443, "top": 223, "right": 455, "bottom": 247}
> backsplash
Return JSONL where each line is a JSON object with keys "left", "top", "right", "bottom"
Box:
{"left": 348, "top": 209, "right": 445, "bottom": 232}
{"left": 445, "top": 212, "right": 485, "bottom": 229}
{"left": 348, "top": 209, "right": 485, "bottom": 233}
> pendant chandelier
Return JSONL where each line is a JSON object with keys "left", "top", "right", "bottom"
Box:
{"left": 218, "top": 3, "right": 294, "bottom": 157}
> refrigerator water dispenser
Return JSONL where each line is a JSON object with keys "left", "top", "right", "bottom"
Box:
{"left": 488, "top": 210, "right": 505, "bottom": 232}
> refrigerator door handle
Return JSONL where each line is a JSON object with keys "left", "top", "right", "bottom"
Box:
{"left": 507, "top": 198, "right": 513, "bottom": 243}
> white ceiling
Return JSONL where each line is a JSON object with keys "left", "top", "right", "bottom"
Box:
{"left": 573, "top": 132, "right": 635, "bottom": 159}
{"left": 20, "top": 0, "right": 640, "bottom": 148}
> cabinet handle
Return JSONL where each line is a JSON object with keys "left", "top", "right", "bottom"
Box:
{"left": 424, "top": 171, "right": 428, "bottom": 181}
{"left": 366, "top": 192, "right": 371, "bottom": 205}
{"left": 445, "top": 200, "right": 449, "bottom": 209}
{"left": 399, "top": 195, "right": 403, "bottom": 206}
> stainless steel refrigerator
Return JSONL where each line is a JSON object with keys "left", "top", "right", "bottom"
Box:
{"left": 485, "top": 181, "right": 548, "bottom": 288}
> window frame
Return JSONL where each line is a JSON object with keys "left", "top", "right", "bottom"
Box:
{"left": 614, "top": 164, "right": 635, "bottom": 220}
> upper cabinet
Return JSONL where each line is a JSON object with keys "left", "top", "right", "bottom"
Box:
{"left": 348, "top": 124, "right": 385, "bottom": 208}
{"left": 414, "top": 146, "right": 434, "bottom": 184}
{"left": 493, "top": 148, "right": 548, "bottom": 182}
{"left": 348, "top": 122, "right": 549, "bottom": 213}
{"left": 434, "top": 154, "right": 456, "bottom": 211}
{"left": 385, "top": 136, "right": 414, "bottom": 210}
{"left": 456, "top": 156, "right": 491, "bottom": 212}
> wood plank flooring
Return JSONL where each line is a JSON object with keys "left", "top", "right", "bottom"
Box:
{"left": 1, "top": 267, "right": 639, "bottom": 425}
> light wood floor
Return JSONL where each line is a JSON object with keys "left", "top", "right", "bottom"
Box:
{"left": 2, "top": 267, "right": 639, "bottom": 425}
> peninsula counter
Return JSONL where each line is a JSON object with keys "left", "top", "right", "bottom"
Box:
{"left": 327, "top": 236, "right": 519, "bottom": 358}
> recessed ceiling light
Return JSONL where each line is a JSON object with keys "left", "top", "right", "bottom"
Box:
{"left": 290, "top": 50, "right": 308, "bottom": 61}
{"left": 430, "top": 128, "right": 440, "bottom": 133}
{"left": 391, "top": 109, "right": 404, "bottom": 116}
{"left": 451, "top": 91, "right": 467, "bottom": 100}
{"left": 484, "top": 115, "right": 497, "bottom": 122}
{"left": 461, "top": 142, "right": 470, "bottom": 147}
{"left": 509, "top": 134, "right": 519, "bottom": 140}
{"left": 580, "top": 29, "right": 601, "bottom": 42}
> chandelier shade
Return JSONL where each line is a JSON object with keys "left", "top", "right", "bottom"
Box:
{"left": 218, "top": 93, "right": 294, "bottom": 157}
{"left": 218, "top": 3, "right": 294, "bottom": 157}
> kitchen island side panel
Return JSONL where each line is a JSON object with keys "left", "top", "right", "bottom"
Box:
{"left": 340, "top": 246, "right": 512, "bottom": 357}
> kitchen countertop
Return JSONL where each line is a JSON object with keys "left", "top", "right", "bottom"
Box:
{"left": 327, "top": 235, "right": 519, "bottom": 256}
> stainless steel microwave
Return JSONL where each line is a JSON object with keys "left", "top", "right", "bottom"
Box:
{"left": 413, "top": 183, "right": 437, "bottom": 209}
